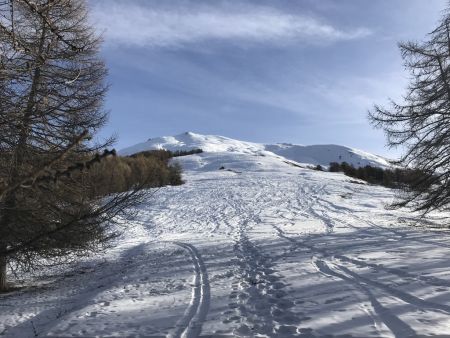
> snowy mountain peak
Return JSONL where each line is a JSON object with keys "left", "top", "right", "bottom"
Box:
{"left": 119, "top": 132, "right": 391, "bottom": 170}
{"left": 121, "top": 132, "right": 264, "bottom": 156}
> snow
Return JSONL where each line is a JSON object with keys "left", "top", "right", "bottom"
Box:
{"left": 266, "top": 143, "right": 392, "bottom": 169}
{"left": 2, "top": 133, "right": 450, "bottom": 337}
{"left": 119, "top": 132, "right": 392, "bottom": 169}
{"left": 119, "top": 132, "right": 266, "bottom": 155}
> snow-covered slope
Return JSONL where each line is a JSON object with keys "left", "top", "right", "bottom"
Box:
{"left": 4, "top": 148, "right": 450, "bottom": 337}
{"left": 119, "top": 132, "right": 265, "bottom": 155}
{"left": 5, "top": 132, "right": 450, "bottom": 338}
{"left": 266, "top": 143, "right": 391, "bottom": 169}
{"left": 119, "top": 132, "right": 391, "bottom": 169}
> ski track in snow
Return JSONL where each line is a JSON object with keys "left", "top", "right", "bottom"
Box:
{"left": 169, "top": 242, "right": 210, "bottom": 338}
{"left": 274, "top": 221, "right": 450, "bottom": 337}
{"left": 313, "top": 257, "right": 416, "bottom": 338}
{"left": 4, "top": 145, "right": 450, "bottom": 337}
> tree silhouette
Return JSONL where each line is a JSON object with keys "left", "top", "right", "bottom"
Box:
{"left": 0, "top": 0, "right": 145, "bottom": 291}
{"left": 370, "top": 8, "right": 450, "bottom": 214}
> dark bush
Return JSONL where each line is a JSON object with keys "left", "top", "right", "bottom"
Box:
{"left": 328, "top": 162, "right": 429, "bottom": 189}
{"left": 130, "top": 148, "right": 203, "bottom": 161}
{"left": 329, "top": 162, "right": 341, "bottom": 172}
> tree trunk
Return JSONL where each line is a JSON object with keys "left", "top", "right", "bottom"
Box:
{"left": 0, "top": 21, "right": 48, "bottom": 293}
{"left": 0, "top": 248, "right": 7, "bottom": 291}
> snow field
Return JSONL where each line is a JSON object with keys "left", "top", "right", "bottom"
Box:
{"left": 2, "top": 137, "right": 450, "bottom": 337}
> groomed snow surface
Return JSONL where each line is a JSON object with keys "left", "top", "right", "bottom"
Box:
{"left": 2, "top": 134, "right": 450, "bottom": 337}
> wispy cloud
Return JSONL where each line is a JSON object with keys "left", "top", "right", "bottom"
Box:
{"left": 91, "top": 2, "right": 371, "bottom": 49}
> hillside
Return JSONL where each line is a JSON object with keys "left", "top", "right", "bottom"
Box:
{"left": 5, "top": 133, "right": 450, "bottom": 338}
{"left": 119, "top": 132, "right": 392, "bottom": 169}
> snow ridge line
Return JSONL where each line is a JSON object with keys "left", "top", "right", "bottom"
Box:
{"left": 168, "top": 242, "right": 210, "bottom": 338}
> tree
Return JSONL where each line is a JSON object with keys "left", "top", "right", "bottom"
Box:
{"left": 369, "top": 8, "right": 450, "bottom": 214}
{"left": 0, "top": 0, "right": 144, "bottom": 291}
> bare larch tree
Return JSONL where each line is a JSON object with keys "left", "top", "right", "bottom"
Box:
{"left": 370, "top": 8, "right": 450, "bottom": 215}
{"left": 0, "top": 0, "right": 144, "bottom": 291}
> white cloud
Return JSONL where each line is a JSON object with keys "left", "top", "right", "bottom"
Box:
{"left": 91, "top": 2, "right": 371, "bottom": 49}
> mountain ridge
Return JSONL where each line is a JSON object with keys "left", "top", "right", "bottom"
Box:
{"left": 119, "top": 131, "right": 392, "bottom": 169}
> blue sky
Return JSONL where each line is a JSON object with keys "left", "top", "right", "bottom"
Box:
{"left": 90, "top": 0, "right": 445, "bottom": 157}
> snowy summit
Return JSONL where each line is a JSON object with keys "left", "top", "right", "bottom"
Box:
{"left": 119, "top": 132, "right": 392, "bottom": 170}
